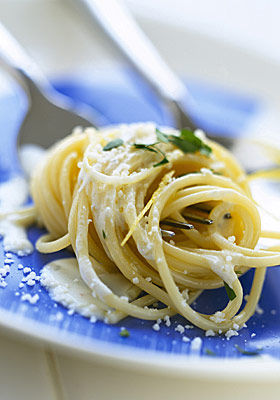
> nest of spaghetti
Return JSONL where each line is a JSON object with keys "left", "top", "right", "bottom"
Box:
{"left": 30, "top": 123, "right": 280, "bottom": 332}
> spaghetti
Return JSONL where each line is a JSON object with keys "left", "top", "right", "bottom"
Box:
{"left": 20, "top": 123, "right": 280, "bottom": 331}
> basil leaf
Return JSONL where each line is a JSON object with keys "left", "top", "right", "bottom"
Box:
{"left": 234, "top": 344, "right": 262, "bottom": 356}
{"left": 103, "top": 138, "right": 124, "bottom": 151}
{"left": 102, "top": 230, "right": 106, "bottom": 239}
{"left": 224, "top": 281, "right": 236, "bottom": 301}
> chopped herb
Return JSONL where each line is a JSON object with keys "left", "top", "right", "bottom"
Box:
{"left": 234, "top": 344, "right": 262, "bottom": 356}
{"left": 224, "top": 281, "right": 236, "bottom": 301}
{"left": 153, "top": 156, "right": 169, "bottom": 167}
{"left": 133, "top": 126, "right": 212, "bottom": 168}
{"left": 102, "top": 230, "right": 106, "bottom": 239}
{"left": 133, "top": 143, "right": 158, "bottom": 153}
{"left": 132, "top": 142, "right": 169, "bottom": 168}
{"left": 205, "top": 348, "right": 216, "bottom": 356}
{"left": 156, "top": 127, "right": 212, "bottom": 157}
{"left": 224, "top": 213, "right": 232, "bottom": 219}
{"left": 235, "top": 270, "right": 242, "bottom": 275}
{"left": 103, "top": 138, "right": 124, "bottom": 151}
{"left": 155, "top": 128, "right": 169, "bottom": 144}
{"left": 119, "top": 328, "right": 130, "bottom": 338}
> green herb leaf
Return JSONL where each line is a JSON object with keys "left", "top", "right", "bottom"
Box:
{"left": 156, "top": 128, "right": 169, "bottom": 143}
{"left": 205, "top": 348, "right": 216, "bottom": 356}
{"left": 119, "top": 328, "right": 130, "bottom": 338}
{"left": 156, "top": 127, "right": 212, "bottom": 157}
{"left": 234, "top": 344, "right": 262, "bottom": 356}
{"left": 168, "top": 135, "right": 198, "bottom": 153}
{"left": 224, "top": 281, "right": 236, "bottom": 301}
{"left": 102, "top": 230, "right": 106, "bottom": 239}
{"left": 153, "top": 156, "right": 169, "bottom": 168}
{"left": 180, "top": 128, "right": 212, "bottom": 156}
{"left": 133, "top": 143, "right": 158, "bottom": 153}
{"left": 103, "top": 138, "right": 124, "bottom": 151}
{"left": 133, "top": 142, "right": 169, "bottom": 168}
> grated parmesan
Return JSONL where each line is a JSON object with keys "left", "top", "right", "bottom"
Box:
{"left": 205, "top": 329, "right": 215, "bottom": 337}
{"left": 21, "top": 293, "right": 39, "bottom": 304}
{"left": 190, "top": 337, "right": 202, "bottom": 352}
{"left": 164, "top": 315, "right": 171, "bottom": 327}
{"left": 225, "top": 329, "right": 239, "bottom": 340}
{"left": 152, "top": 323, "right": 160, "bottom": 331}
{"left": 210, "top": 311, "right": 226, "bottom": 324}
{"left": 175, "top": 324, "right": 185, "bottom": 334}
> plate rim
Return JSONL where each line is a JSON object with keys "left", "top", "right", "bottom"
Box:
{"left": 0, "top": 306, "right": 280, "bottom": 382}
{"left": 1, "top": 26, "right": 280, "bottom": 381}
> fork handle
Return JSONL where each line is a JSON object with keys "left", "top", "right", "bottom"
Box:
{"left": 75, "top": 0, "right": 197, "bottom": 123}
{"left": 0, "top": 22, "right": 49, "bottom": 90}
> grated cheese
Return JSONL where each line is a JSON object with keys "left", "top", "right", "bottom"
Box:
{"left": 205, "top": 329, "right": 215, "bottom": 337}
{"left": 175, "top": 324, "right": 185, "bottom": 334}
{"left": 164, "top": 315, "right": 171, "bottom": 327}
{"left": 152, "top": 323, "right": 160, "bottom": 331}
{"left": 210, "top": 311, "right": 226, "bottom": 324}
{"left": 190, "top": 337, "right": 202, "bottom": 352}
{"left": 21, "top": 293, "right": 39, "bottom": 304}
{"left": 225, "top": 329, "right": 239, "bottom": 340}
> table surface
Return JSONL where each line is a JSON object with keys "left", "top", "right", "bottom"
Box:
{"left": 1, "top": 1, "right": 280, "bottom": 399}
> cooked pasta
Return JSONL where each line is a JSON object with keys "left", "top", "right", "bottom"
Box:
{"left": 21, "top": 123, "right": 280, "bottom": 331}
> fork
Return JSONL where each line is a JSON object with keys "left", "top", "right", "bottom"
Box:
{"left": 75, "top": 0, "right": 280, "bottom": 172}
{"left": 0, "top": 23, "right": 214, "bottom": 232}
{"left": 0, "top": 22, "right": 106, "bottom": 153}
{"left": 74, "top": 0, "right": 233, "bottom": 149}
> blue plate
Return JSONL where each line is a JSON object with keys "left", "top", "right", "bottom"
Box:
{"left": 1, "top": 68, "right": 280, "bottom": 370}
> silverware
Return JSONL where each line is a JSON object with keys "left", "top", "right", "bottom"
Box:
{"left": 160, "top": 229, "right": 176, "bottom": 238}
{"left": 0, "top": 23, "right": 105, "bottom": 151}
{"left": 161, "top": 220, "right": 194, "bottom": 230}
{"left": 74, "top": 0, "right": 233, "bottom": 148}
{"left": 0, "top": 23, "right": 217, "bottom": 232}
{"left": 182, "top": 212, "right": 214, "bottom": 225}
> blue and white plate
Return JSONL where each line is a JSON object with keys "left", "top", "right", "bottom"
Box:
{"left": 1, "top": 68, "right": 280, "bottom": 379}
